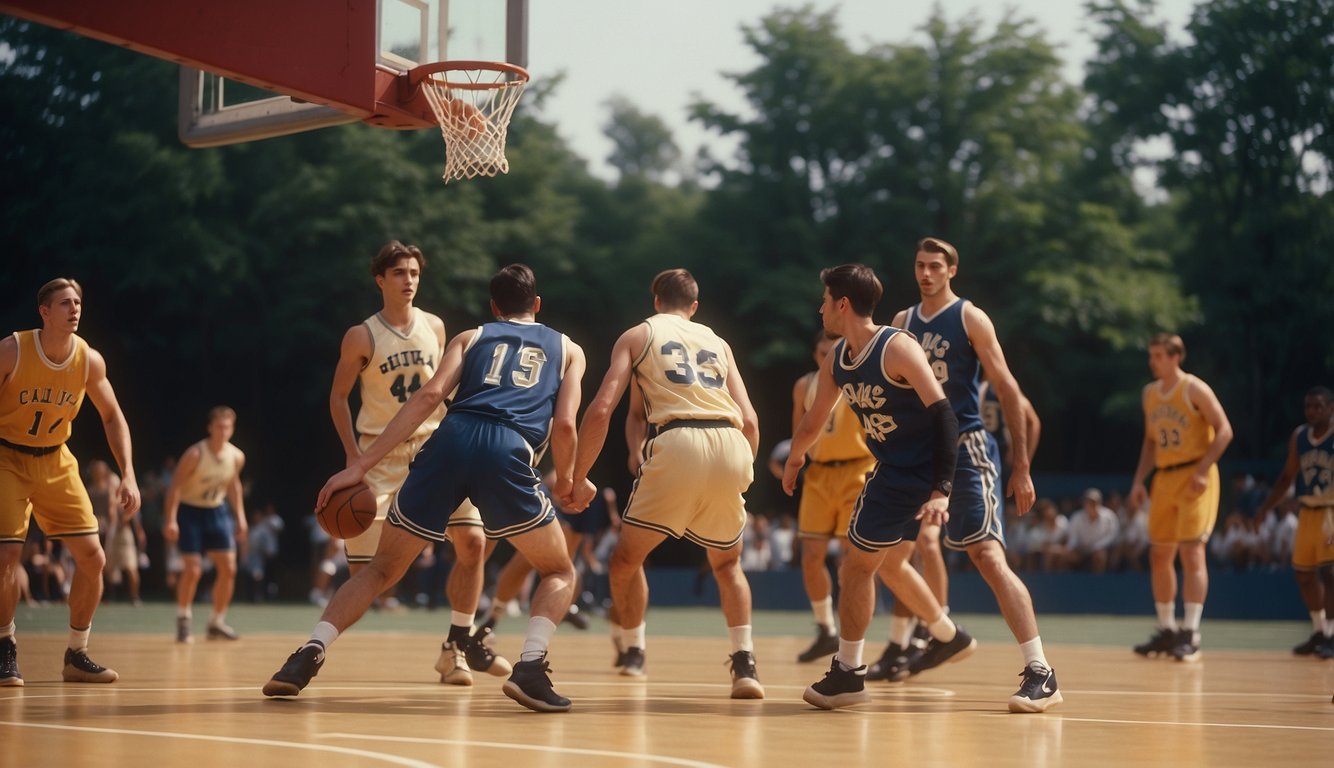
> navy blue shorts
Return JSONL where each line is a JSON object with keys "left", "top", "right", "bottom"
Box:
{"left": 177, "top": 502, "right": 235, "bottom": 554}
{"left": 390, "top": 414, "right": 555, "bottom": 541}
{"left": 847, "top": 462, "right": 932, "bottom": 552}
{"left": 942, "top": 429, "right": 1006, "bottom": 549}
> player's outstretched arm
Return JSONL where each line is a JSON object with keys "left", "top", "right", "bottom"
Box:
{"left": 329, "top": 324, "right": 371, "bottom": 466}
{"left": 573, "top": 325, "right": 645, "bottom": 485}
{"left": 966, "top": 303, "right": 1034, "bottom": 513}
{"left": 1129, "top": 385, "right": 1157, "bottom": 510}
{"left": 1186, "top": 376, "right": 1234, "bottom": 496}
{"left": 720, "top": 339, "right": 760, "bottom": 458}
{"left": 85, "top": 347, "right": 140, "bottom": 515}
{"left": 550, "top": 338, "right": 589, "bottom": 509}
{"left": 228, "top": 451, "right": 248, "bottom": 546}
{"left": 885, "top": 332, "right": 956, "bottom": 526}
{"left": 1257, "top": 428, "right": 1302, "bottom": 517}
{"left": 163, "top": 445, "right": 202, "bottom": 543}
{"left": 783, "top": 351, "right": 841, "bottom": 496}
{"left": 625, "top": 383, "right": 647, "bottom": 476}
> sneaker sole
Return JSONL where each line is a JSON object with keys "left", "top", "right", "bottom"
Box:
{"left": 261, "top": 679, "right": 303, "bottom": 697}
{"left": 206, "top": 634, "right": 240, "bottom": 641}
{"left": 0, "top": 677, "right": 23, "bottom": 687}
{"left": 439, "top": 669, "right": 474, "bottom": 686}
{"left": 62, "top": 669, "right": 118, "bottom": 684}
{"left": 911, "top": 637, "right": 978, "bottom": 676}
{"left": 501, "top": 680, "right": 571, "bottom": 713}
{"left": 1173, "top": 651, "right": 1202, "bottom": 662}
{"left": 802, "top": 685, "right": 870, "bottom": 710}
{"left": 1008, "top": 689, "right": 1064, "bottom": 713}
{"left": 730, "top": 679, "right": 765, "bottom": 699}
{"left": 619, "top": 666, "right": 645, "bottom": 677}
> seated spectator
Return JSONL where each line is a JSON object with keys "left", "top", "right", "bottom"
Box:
{"left": 1024, "top": 498, "right": 1067, "bottom": 572}
{"left": 1210, "top": 510, "right": 1262, "bottom": 570}
{"left": 1256, "top": 500, "right": 1299, "bottom": 569}
{"left": 768, "top": 513, "right": 795, "bottom": 570}
{"left": 1110, "top": 498, "right": 1150, "bottom": 572}
{"left": 1057, "top": 488, "right": 1120, "bottom": 572}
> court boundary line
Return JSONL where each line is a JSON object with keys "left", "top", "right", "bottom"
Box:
{"left": 325, "top": 733, "right": 730, "bottom": 768}
{"left": 1059, "top": 716, "right": 1334, "bottom": 733}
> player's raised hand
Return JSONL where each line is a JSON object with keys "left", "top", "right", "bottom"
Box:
{"left": 316, "top": 466, "right": 365, "bottom": 511}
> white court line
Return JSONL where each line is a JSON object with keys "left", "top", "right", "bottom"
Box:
{"left": 0, "top": 721, "right": 440, "bottom": 768}
{"left": 325, "top": 733, "right": 728, "bottom": 768}
{"left": 1060, "top": 716, "right": 1334, "bottom": 733}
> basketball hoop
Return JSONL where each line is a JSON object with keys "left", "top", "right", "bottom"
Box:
{"left": 409, "top": 61, "right": 529, "bottom": 183}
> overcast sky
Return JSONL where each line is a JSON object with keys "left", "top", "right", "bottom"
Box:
{"left": 527, "top": 0, "right": 1197, "bottom": 179}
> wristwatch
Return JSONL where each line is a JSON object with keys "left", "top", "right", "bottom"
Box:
{"left": 933, "top": 480, "right": 953, "bottom": 497}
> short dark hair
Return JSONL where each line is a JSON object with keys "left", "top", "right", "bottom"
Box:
{"left": 651, "top": 268, "right": 699, "bottom": 311}
{"left": 491, "top": 264, "right": 538, "bottom": 315}
{"left": 370, "top": 240, "right": 425, "bottom": 278}
{"left": 38, "top": 277, "right": 82, "bottom": 307}
{"left": 917, "top": 237, "right": 959, "bottom": 267}
{"left": 1307, "top": 385, "right": 1333, "bottom": 403}
{"left": 820, "top": 264, "right": 882, "bottom": 317}
{"left": 1149, "top": 333, "right": 1185, "bottom": 360}
{"left": 208, "top": 405, "right": 236, "bottom": 425}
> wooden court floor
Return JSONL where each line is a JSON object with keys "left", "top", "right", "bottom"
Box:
{"left": 3, "top": 613, "right": 1333, "bottom": 767}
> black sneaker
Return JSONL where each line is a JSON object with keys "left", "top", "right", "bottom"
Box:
{"left": 865, "top": 642, "right": 910, "bottom": 682}
{"left": 262, "top": 643, "right": 325, "bottom": 697}
{"left": 1171, "top": 629, "right": 1201, "bottom": 662}
{"left": 463, "top": 627, "right": 512, "bottom": 676}
{"left": 562, "top": 605, "right": 590, "bottom": 630}
{"left": 796, "top": 625, "right": 840, "bottom": 663}
{"left": 1318, "top": 640, "right": 1334, "bottom": 660}
{"left": 620, "top": 646, "right": 646, "bottom": 677}
{"left": 1133, "top": 627, "right": 1177, "bottom": 658}
{"left": 803, "top": 658, "right": 870, "bottom": 710}
{"left": 62, "top": 648, "right": 118, "bottom": 683}
{"left": 1293, "top": 631, "right": 1329, "bottom": 656}
{"left": 908, "top": 626, "right": 977, "bottom": 676}
{"left": 501, "top": 654, "right": 571, "bottom": 713}
{"left": 1008, "top": 661, "right": 1064, "bottom": 713}
{"left": 0, "top": 637, "right": 22, "bottom": 687}
{"left": 728, "top": 650, "right": 764, "bottom": 699}
{"left": 478, "top": 614, "right": 499, "bottom": 634}
{"left": 207, "top": 622, "right": 240, "bottom": 641}
{"left": 176, "top": 616, "right": 192, "bottom": 644}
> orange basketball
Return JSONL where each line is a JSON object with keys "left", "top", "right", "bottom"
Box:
{"left": 317, "top": 482, "right": 377, "bottom": 539}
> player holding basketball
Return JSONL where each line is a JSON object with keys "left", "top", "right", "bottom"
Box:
{"left": 328, "top": 240, "right": 507, "bottom": 686}
{"left": 1, "top": 278, "right": 139, "bottom": 686}
{"left": 786, "top": 264, "right": 979, "bottom": 711}
{"left": 1254, "top": 387, "right": 1333, "bottom": 657}
{"left": 789, "top": 330, "right": 875, "bottom": 663}
{"left": 265, "top": 264, "right": 588, "bottom": 713}
{"left": 163, "top": 406, "right": 247, "bottom": 642}
{"left": 570, "top": 269, "right": 765, "bottom": 698}
{"left": 1129, "top": 333, "right": 1232, "bottom": 662}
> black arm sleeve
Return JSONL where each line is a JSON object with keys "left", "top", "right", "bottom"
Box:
{"left": 927, "top": 398, "right": 959, "bottom": 492}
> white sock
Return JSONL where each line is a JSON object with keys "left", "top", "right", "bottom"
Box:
{"left": 1182, "top": 602, "right": 1203, "bottom": 631}
{"left": 177, "top": 606, "right": 193, "bottom": 619}
{"left": 519, "top": 616, "right": 558, "bottom": 662}
{"left": 927, "top": 613, "right": 957, "bottom": 643}
{"left": 890, "top": 615, "right": 915, "bottom": 647}
{"left": 309, "top": 621, "right": 339, "bottom": 652}
{"left": 1310, "top": 610, "right": 1326, "bottom": 634}
{"left": 610, "top": 621, "right": 625, "bottom": 652}
{"left": 626, "top": 623, "right": 647, "bottom": 650}
{"left": 836, "top": 638, "right": 864, "bottom": 670}
{"left": 0, "top": 621, "right": 15, "bottom": 640}
{"left": 68, "top": 625, "right": 91, "bottom": 651}
{"left": 1019, "top": 636, "right": 1048, "bottom": 668}
{"left": 1325, "top": 618, "right": 1334, "bottom": 638}
{"left": 811, "top": 596, "right": 836, "bottom": 632}
{"left": 1155, "top": 602, "right": 1178, "bottom": 630}
{"left": 451, "top": 611, "right": 475, "bottom": 631}
{"left": 209, "top": 609, "right": 226, "bottom": 627}
{"left": 728, "top": 625, "right": 753, "bottom": 653}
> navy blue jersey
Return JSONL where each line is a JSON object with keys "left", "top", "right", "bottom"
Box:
{"left": 450, "top": 320, "right": 566, "bottom": 450}
{"left": 1295, "top": 424, "right": 1334, "bottom": 504}
{"left": 905, "top": 298, "right": 982, "bottom": 434}
{"left": 831, "top": 327, "right": 932, "bottom": 469}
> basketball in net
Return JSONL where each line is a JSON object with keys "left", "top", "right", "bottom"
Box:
{"left": 413, "top": 61, "right": 529, "bottom": 183}
{"left": 317, "top": 482, "right": 377, "bottom": 539}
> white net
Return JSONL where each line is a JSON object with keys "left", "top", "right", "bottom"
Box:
{"left": 419, "top": 64, "right": 528, "bottom": 183}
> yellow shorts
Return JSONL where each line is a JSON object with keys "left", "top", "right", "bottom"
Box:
{"left": 1292, "top": 506, "right": 1334, "bottom": 570}
{"left": 0, "top": 443, "right": 97, "bottom": 542}
{"left": 1148, "top": 463, "right": 1219, "bottom": 543}
{"left": 798, "top": 456, "right": 875, "bottom": 539}
{"left": 346, "top": 434, "right": 480, "bottom": 562}
{"left": 624, "top": 424, "right": 753, "bottom": 549}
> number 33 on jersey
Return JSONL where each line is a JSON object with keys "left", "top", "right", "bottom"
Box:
{"left": 631, "top": 313, "right": 742, "bottom": 428}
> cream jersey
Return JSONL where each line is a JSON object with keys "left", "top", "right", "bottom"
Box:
{"left": 0, "top": 330, "right": 89, "bottom": 448}
{"left": 1145, "top": 374, "right": 1215, "bottom": 469}
{"left": 801, "top": 371, "right": 871, "bottom": 463}
{"left": 178, "top": 440, "right": 243, "bottom": 508}
{"left": 631, "top": 313, "right": 743, "bottom": 428}
{"left": 355, "top": 308, "right": 445, "bottom": 439}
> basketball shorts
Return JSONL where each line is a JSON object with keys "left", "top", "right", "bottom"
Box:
{"left": 177, "top": 501, "right": 235, "bottom": 554}
{"left": 942, "top": 429, "right": 1006, "bottom": 550}
{"left": 389, "top": 414, "right": 554, "bottom": 542}
{"left": 349, "top": 433, "right": 481, "bottom": 561}
{"left": 0, "top": 443, "right": 97, "bottom": 543}
{"left": 798, "top": 456, "right": 875, "bottom": 539}
{"left": 846, "top": 461, "right": 932, "bottom": 552}
{"left": 1291, "top": 506, "right": 1334, "bottom": 570}
{"left": 1148, "top": 462, "right": 1220, "bottom": 543}
{"left": 623, "top": 422, "right": 753, "bottom": 549}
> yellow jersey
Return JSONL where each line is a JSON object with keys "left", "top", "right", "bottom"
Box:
{"left": 0, "top": 330, "right": 88, "bottom": 449}
{"left": 632, "top": 314, "right": 743, "bottom": 428}
{"left": 1145, "top": 374, "right": 1215, "bottom": 469}
{"left": 178, "top": 440, "right": 243, "bottom": 508}
{"left": 355, "top": 308, "right": 445, "bottom": 439}
{"left": 801, "top": 371, "right": 870, "bottom": 463}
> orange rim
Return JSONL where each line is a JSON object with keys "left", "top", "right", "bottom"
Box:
{"left": 407, "top": 60, "right": 530, "bottom": 90}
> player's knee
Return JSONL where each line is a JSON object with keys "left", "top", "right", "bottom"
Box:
{"left": 452, "top": 529, "right": 486, "bottom": 564}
